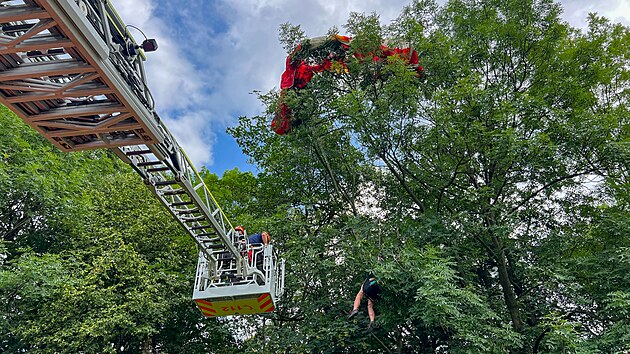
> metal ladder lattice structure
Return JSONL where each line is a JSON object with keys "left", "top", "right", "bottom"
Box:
{"left": 0, "top": 0, "right": 284, "bottom": 317}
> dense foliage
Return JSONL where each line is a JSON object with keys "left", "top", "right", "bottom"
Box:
{"left": 230, "top": 0, "right": 630, "bottom": 352}
{"left": 1, "top": 0, "right": 628, "bottom": 353}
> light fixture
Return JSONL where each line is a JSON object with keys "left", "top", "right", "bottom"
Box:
{"left": 124, "top": 25, "right": 158, "bottom": 56}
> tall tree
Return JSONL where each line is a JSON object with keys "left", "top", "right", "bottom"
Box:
{"left": 232, "top": 0, "right": 629, "bottom": 352}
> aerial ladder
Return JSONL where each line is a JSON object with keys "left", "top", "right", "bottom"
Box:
{"left": 0, "top": 0, "right": 285, "bottom": 317}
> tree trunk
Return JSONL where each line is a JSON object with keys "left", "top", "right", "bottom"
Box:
{"left": 142, "top": 336, "right": 153, "bottom": 354}
{"left": 492, "top": 234, "right": 523, "bottom": 333}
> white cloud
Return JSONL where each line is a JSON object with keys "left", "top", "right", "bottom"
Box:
{"left": 607, "top": 0, "right": 630, "bottom": 25}
{"left": 561, "top": 0, "right": 630, "bottom": 28}
{"left": 143, "top": 35, "right": 205, "bottom": 110}
{"left": 109, "top": 0, "right": 154, "bottom": 24}
{"left": 163, "top": 113, "right": 216, "bottom": 168}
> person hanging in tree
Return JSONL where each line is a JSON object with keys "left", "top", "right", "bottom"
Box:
{"left": 348, "top": 272, "right": 382, "bottom": 331}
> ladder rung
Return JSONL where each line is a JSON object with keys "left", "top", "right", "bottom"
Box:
{"left": 191, "top": 225, "right": 211, "bottom": 230}
{"left": 171, "top": 201, "right": 194, "bottom": 207}
{"left": 147, "top": 167, "right": 170, "bottom": 172}
{"left": 0, "top": 6, "right": 51, "bottom": 23}
{"left": 178, "top": 208, "right": 199, "bottom": 215}
{"left": 183, "top": 216, "right": 205, "bottom": 222}
{"left": 163, "top": 189, "right": 186, "bottom": 196}
{"left": 204, "top": 243, "right": 226, "bottom": 250}
{"left": 137, "top": 161, "right": 163, "bottom": 167}
{"left": 155, "top": 180, "right": 178, "bottom": 186}
{"left": 197, "top": 233, "right": 214, "bottom": 237}
{"left": 126, "top": 149, "right": 152, "bottom": 156}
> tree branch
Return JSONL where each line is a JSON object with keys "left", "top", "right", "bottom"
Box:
{"left": 378, "top": 152, "right": 425, "bottom": 213}
{"left": 311, "top": 135, "right": 358, "bottom": 216}
{"left": 532, "top": 327, "right": 551, "bottom": 354}
{"left": 508, "top": 169, "right": 597, "bottom": 215}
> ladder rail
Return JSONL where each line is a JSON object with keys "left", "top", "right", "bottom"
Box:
{"left": 116, "top": 143, "right": 244, "bottom": 266}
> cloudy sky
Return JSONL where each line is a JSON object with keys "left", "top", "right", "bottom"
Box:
{"left": 109, "top": 0, "right": 630, "bottom": 176}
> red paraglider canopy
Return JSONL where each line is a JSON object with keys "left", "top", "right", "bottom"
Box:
{"left": 272, "top": 35, "right": 423, "bottom": 135}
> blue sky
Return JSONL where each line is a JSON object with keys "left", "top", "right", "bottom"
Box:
{"left": 109, "top": 0, "right": 630, "bottom": 177}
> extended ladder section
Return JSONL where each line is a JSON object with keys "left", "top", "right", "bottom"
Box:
{"left": 0, "top": 0, "right": 284, "bottom": 317}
